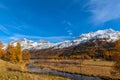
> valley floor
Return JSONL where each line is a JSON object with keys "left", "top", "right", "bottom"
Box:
{"left": 0, "top": 59, "right": 70, "bottom": 80}
{"left": 34, "top": 59, "right": 120, "bottom": 79}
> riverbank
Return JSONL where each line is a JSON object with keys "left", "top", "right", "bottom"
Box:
{"left": 0, "top": 59, "right": 70, "bottom": 80}
{"left": 33, "top": 59, "right": 120, "bottom": 79}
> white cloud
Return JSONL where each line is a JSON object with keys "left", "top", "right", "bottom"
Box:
{"left": 0, "top": 25, "right": 9, "bottom": 34}
{"left": 67, "top": 30, "right": 73, "bottom": 36}
{"left": 87, "top": 0, "right": 120, "bottom": 24}
{"left": 63, "top": 20, "right": 74, "bottom": 36}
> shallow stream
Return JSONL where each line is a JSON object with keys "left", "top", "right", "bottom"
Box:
{"left": 28, "top": 61, "right": 102, "bottom": 80}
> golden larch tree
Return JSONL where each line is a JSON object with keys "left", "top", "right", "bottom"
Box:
{"left": 0, "top": 41, "right": 6, "bottom": 59}
{"left": 6, "top": 44, "right": 16, "bottom": 63}
{"left": 22, "top": 50, "right": 30, "bottom": 62}
{"left": 15, "top": 42, "right": 22, "bottom": 62}
{"left": 112, "top": 38, "right": 120, "bottom": 75}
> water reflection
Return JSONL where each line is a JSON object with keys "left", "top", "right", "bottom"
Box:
{"left": 28, "top": 62, "right": 102, "bottom": 80}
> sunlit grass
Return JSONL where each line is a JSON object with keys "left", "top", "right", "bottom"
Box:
{"left": 0, "top": 72, "right": 70, "bottom": 80}
{"left": 0, "top": 59, "right": 70, "bottom": 80}
{"left": 34, "top": 59, "right": 119, "bottom": 79}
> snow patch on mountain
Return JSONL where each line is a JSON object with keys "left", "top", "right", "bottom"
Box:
{"left": 21, "top": 38, "right": 54, "bottom": 50}
{"left": 6, "top": 29, "right": 120, "bottom": 50}
{"left": 53, "top": 29, "right": 120, "bottom": 49}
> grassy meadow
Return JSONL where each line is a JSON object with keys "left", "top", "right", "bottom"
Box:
{"left": 0, "top": 59, "right": 70, "bottom": 80}
{"left": 34, "top": 59, "right": 120, "bottom": 79}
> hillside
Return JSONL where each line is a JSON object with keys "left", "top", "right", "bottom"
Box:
{"left": 30, "top": 39, "right": 116, "bottom": 59}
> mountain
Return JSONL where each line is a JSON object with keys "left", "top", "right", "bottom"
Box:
{"left": 8, "top": 38, "right": 54, "bottom": 50}
{"left": 53, "top": 28, "right": 120, "bottom": 49}
{"left": 6, "top": 29, "right": 120, "bottom": 50}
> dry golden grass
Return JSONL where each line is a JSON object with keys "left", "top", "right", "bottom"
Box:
{"left": 0, "top": 59, "right": 70, "bottom": 80}
{"left": 0, "top": 59, "right": 28, "bottom": 72}
{"left": 34, "top": 59, "right": 120, "bottom": 79}
{"left": 0, "top": 72, "right": 70, "bottom": 80}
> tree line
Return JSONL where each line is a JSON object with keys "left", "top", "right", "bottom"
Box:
{"left": 30, "top": 39, "right": 116, "bottom": 60}
{"left": 0, "top": 39, "right": 120, "bottom": 75}
{"left": 0, "top": 41, "right": 30, "bottom": 63}
{"left": 30, "top": 39, "right": 120, "bottom": 75}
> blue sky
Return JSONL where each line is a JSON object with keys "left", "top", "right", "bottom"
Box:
{"left": 1, "top": 0, "right": 120, "bottom": 43}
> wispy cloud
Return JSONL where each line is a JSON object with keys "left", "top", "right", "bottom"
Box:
{"left": 8, "top": 34, "right": 73, "bottom": 43}
{"left": 67, "top": 30, "right": 73, "bottom": 36}
{"left": 86, "top": 0, "right": 120, "bottom": 24}
{"left": 63, "top": 20, "right": 74, "bottom": 36}
{"left": 63, "top": 20, "right": 72, "bottom": 26}
{"left": 12, "top": 24, "right": 29, "bottom": 32}
{"left": 0, "top": 25, "right": 9, "bottom": 34}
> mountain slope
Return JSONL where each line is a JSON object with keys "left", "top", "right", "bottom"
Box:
{"left": 7, "top": 29, "right": 120, "bottom": 50}
{"left": 30, "top": 38, "right": 116, "bottom": 59}
{"left": 53, "top": 29, "right": 120, "bottom": 49}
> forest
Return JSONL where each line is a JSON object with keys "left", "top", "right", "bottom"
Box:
{"left": 30, "top": 39, "right": 116, "bottom": 60}
{"left": 0, "top": 42, "right": 30, "bottom": 63}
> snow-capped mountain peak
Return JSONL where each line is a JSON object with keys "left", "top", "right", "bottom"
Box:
{"left": 5, "top": 29, "right": 120, "bottom": 50}
{"left": 21, "top": 39, "right": 54, "bottom": 50}
{"left": 53, "top": 29, "right": 120, "bottom": 49}
{"left": 76, "top": 29, "right": 120, "bottom": 41}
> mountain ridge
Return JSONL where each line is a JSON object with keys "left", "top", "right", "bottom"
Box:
{"left": 5, "top": 28, "right": 120, "bottom": 50}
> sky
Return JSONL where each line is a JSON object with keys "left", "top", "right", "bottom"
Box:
{"left": 1, "top": 0, "right": 120, "bottom": 43}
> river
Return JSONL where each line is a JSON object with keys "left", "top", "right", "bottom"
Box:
{"left": 28, "top": 61, "right": 102, "bottom": 80}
